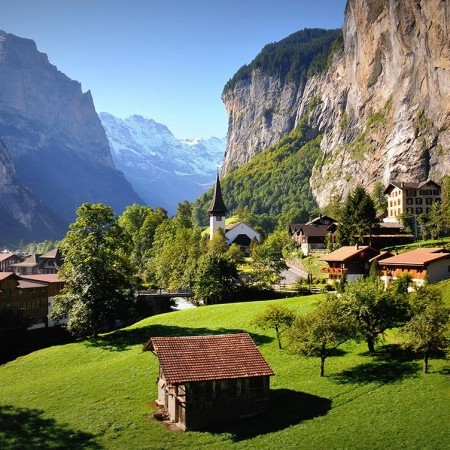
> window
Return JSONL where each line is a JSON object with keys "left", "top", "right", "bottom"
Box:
{"left": 415, "top": 198, "right": 423, "bottom": 205}
{"left": 425, "top": 198, "right": 433, "bottom": 205}
{"left": 406, "top": 207, "right": 413, "bottom": 214}
{"left": 416, "top": 207, "right": 423, "bottom": 214}
{"left": 433, "top": 190, "right": 440, "bottom": 195}
{"left": 406, "top": 198, "right": 413, "bottom": 205}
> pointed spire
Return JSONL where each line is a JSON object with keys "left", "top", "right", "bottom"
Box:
{"left": 208, "top": 172, "right": 227, "bottom": 216}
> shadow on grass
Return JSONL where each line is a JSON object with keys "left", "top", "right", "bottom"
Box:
{"left": 209, "top": 389, "right": 331, "bottom": 441}
{"left": 0, "top": 405, "right": 101, "bottom": 449}
{"left": 333, "top": 344, "right": 420, "bottom": 384}
{"left": 85, "top": 324, "right": 273, "bottom": 352}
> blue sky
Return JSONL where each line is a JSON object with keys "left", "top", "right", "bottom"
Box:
{"left": 1, "top": 0, "right": 346, "bottom": 138}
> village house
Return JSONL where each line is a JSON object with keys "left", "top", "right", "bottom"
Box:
{"left": 0, "top": 272, "right": 49, "bottom": 329}
{"left": 0, "top": 272, "right": 65, "bottom": 329}
{"left": 144, "top": 333, "right": 274, "bottom": 431}
{"left": 37, "top": 248, "right": 63, "bottom": 274}
{"left": 379, "top": 247, "right": 450, "bottom": 288}
{"left": 20, "top": 274, "right": 66, "bottom": 326}
{"left": 9, "top": 254, "right": 41, "bottom": 275}
{"left": 208, "top": 174, "right": 260, "bottom": 254}
{"left": 384, "top": 180, "right": 441, "bottom": 219}
{"left": 320, "top": 245, "right": 381, "bottom": 283}
{"left": 289, "top": 215, "right": 337, "bottom": 255}
{"left": 0, "top": 251, "right": 24, "bottom": 272}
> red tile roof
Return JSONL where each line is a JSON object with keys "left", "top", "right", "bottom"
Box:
{"left": 379, "top": 248, "right": 450, "bottom": 267}
{"left": 144, "top": 333, "right": 274, "bottom": 384}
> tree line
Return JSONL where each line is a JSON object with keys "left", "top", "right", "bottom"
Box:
{"left": 50, "top": 202, "right": 295, "bottom": 337}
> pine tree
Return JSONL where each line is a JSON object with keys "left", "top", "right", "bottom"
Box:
{"left": 338, "top": 186, "right": 378, "bottom": 246}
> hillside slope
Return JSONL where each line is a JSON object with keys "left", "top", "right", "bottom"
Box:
{"left": 0, "top": 297, "right": 448, "bottom": 449}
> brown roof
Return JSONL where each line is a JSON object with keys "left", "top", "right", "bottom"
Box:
{"left": 0, "top": 252, "right": 22, "bottom": 263}
{"left": 383, "top": 180, "right": 440, "bottom": 195}
{"left": 144, "top": 333, "right": 274, "bottom": 384}
{"left": 369, "top": 251, "right": 393, "bottom": 263}
{"left": 20, "top": 274, "right": 64, "bottom": 283}
{"left": 40, "top": 248, "right": 58, "bottom": 259}
{"left": 320, "top": 246, "right": 376, "bottom": 262}
{"left": 379, "top": 248, "right": 450, "bottom": 267}
{"left": 0, "top": 272, "right": 18, "bottom": 281}
{"left": 17, "top": 279, "right": 48, "bottom": 289}
{"left": 297, "top": 224, "right": 335, "bottom": 237}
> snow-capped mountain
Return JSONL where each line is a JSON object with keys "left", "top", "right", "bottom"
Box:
{"left": 99, "top": 113, "right": 225, "bottom": 214}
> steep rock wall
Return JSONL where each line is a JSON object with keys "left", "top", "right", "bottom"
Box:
{"left": 0, "top": 30, "right": 142, "bottom": 231}
{"left": 221, "top": 0, "right": 450, "bottom": 207}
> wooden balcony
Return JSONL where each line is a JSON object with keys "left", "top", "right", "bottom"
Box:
{"left": 381, "top": 269, "right": 427, "bottom": 280}
{"left": 321, "top": 267, "right": 348, "bottom": 276}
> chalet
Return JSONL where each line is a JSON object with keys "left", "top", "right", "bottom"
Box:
{"left": 0, "top": 272, "right": 49, "bottom": 329}
{"left": 208, "top": 175, "right": 260, "bottom": 254}
{"left": 9, "top": 254, "right": 40, "bottom": 275}
{"left": 0, "top": 252, "right": 24, "bottom": 272}
{"left": 20, "top": 274, "right": 66, "bottom": 327}
{"left": 0, "top": 272, "right": 65, "bottom": 329}
{"left": 320, "top": 245, "right": 381, "bottom": 283}
{"left": 384, "top": 180, "right": 441, "bottom": 219}
{"left": 290, "top": 215, "right": 337, "bottom": 255}
{"left": 37, "top": 248, "right": 63, "bottom": 274}
{"left": 379, "top": 247, "right": 450, "bottom": 287}
{"left": 144, "top": 333, "right": 274, "bottom": 431}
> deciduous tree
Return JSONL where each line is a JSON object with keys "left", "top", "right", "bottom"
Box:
{"left": 402, "top": 286, "right": 450, "bottom": 373}
{"left": 193, "top": 254, "right": 239, "bottom": 305}
{"left": 51, "top": 203, "right": 135, "bottom": 337}
{"left": 288, "top": 296, "right": 355, "bottom": 376}
{"left": 252, "top": 305, "right": 296, "bottom": 349}
{"left": 340, "top": 279, "right": 409, "bottom": 353}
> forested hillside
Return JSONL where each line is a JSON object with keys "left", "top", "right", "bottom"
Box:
{"left": 223, "top": 28, "right": 342, "bottom": 92}
{"left": 193, "top": 119, "right": 320, "bottom": 231}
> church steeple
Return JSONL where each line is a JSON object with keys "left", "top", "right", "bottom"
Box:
{"left": 208, "top": 173, "right": 227, "bottom": 216}
{"left": 208, "top": 173, "right": 227, "bottom": 239}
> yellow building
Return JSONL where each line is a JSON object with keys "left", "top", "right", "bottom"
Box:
{"left": 383, "top": 180, "right": 441, "bottom": 219}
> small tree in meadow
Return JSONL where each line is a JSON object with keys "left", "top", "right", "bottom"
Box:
{"left": 340, "top": 279, "right": 409, "bottom": 353}
{"left": 402, "top": 286, "right": 450, "bottom": 374}
{"left": 288, "top": 296, "right": 355, "bottom": 376}
{"left": 252, "top": 305, "right": 296, "bottom": 349}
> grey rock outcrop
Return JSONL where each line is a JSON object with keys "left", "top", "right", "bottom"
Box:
{"left": 0, "top": 139, "right": 62, "bottom": 245}
{"left": 0, "top": 30, "right": 142, "bottom": 238}
{"left": 221, "top": 0, "right": 450, "bottom": 206}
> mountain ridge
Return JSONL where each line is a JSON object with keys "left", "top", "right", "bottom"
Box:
{"left": 99, "top": 113, "right": 225, "bottom": 214}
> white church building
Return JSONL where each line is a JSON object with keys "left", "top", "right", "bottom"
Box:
{"left": 208, "top": 175, "right": 260, "bottom": 254}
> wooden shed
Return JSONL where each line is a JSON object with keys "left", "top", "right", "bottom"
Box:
{"left": 144, "top": 333, "right": 274, "bottom": 430}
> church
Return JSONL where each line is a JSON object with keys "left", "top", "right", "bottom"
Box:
{"left": 208, "top": 174, "right": 261, "bottom": 255}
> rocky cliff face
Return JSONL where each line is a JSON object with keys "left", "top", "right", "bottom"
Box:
{"left": 0, "top": 139, "right": 62, "bottom": 245}
{"left": 0, "top": 30, "right": 142, "bottom": 238}
{"left": 221, "top": 0, "right": 450, "bottom": 206}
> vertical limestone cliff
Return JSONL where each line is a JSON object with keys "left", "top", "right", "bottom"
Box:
{"left": 0, "top": 30, "right": 142, "bottom": 234}
{"left": 221, "top": 0, "right": 450, "bottom": 207}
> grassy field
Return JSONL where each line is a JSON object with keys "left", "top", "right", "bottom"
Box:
{"left": 0, "top": 294, "right": 449, "bottom": 450}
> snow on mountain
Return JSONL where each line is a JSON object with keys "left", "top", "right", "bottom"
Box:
{"left": 99, "top": 113, "right": 225, "bottom": 213}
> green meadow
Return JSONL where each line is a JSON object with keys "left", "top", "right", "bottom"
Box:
{"left": 0, "top": 293, "right": 449, "bottom": 450}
